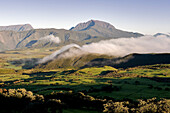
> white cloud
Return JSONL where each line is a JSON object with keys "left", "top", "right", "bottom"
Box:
{"left": 39, "top": 35, "right": 61, "bottom": 43}
{"left": 81, "top": 35, "right": 170, "bottom": 56}
{"left": 38, "top": 35, "right": 170, "bottom": 63}
{"left": 38, "top": 44, "right": 81, "bottom": 63}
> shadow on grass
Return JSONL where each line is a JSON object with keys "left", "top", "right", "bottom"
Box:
{"left": 23, "top": 71, "right": 57, "bottom": 77}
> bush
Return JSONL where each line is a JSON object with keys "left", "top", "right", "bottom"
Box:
{"left": 103, "top": 100, "right": 129, "bottom": 113}
{"left": 134, "top": 98, "right": 170, "bottom": 113}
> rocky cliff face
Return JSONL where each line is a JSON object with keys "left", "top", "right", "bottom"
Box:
{"left": 0, "top": 24, "right": 33, "bottom": 32}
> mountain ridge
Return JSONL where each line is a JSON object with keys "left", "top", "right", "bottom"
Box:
{"left": 154, "top": 33, "right": 170, "bottom": 37}
{"left": 70, "top": 20, "right": 116, "bottom": 31}
{"left": 0, "top": 20, "right": 144, "bottom": 51}
{"left": 70, "top": 20, "right": 143, "bottom": 38}
{"left": 0, "top": 24, "right": 33, "bottom": 32}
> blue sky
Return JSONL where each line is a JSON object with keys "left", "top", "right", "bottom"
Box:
{"left": 0, "top": 0, "right": 169, "bottom": 34}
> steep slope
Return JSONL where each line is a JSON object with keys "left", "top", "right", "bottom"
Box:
{"left": 0, "top": 29, "right": 90, "bottom": 51}
{"left": 35, "top": 53, "right": 113, "bottom": 69}
{"left": 0, "top": 24, "right": 33, "bottom": 32}
{"left": 70, "top": 20, "right": 143, "bottom": 38}
{"left": 15, "top": 29, "right": 93, "bottom": 49}
{"left": 32, "top": 53, "right": 170, "bottom": 69}
{"left": 83, "top": 53, "right": 170, "bottom": 68}
{"left": 0, "top": 42, "right": 6, "bottom": 51}
{"left": 0, "top": 24, "right": 34, "bottom": 50}
{"left": 0, "top": 30, "right": 24, "bottom": 50}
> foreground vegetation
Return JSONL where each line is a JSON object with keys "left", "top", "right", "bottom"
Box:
{"left": 0, "top": 88, "right": 169, "bottom": 113}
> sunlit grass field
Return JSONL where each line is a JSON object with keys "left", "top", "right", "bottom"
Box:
{"left": 0, "top": 48, "right": 169, "bottom": 101}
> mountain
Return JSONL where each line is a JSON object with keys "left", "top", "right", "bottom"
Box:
{"left": 0, "top": 20, "right": 144, "bottom": 51}
{"left": 0, "top": 24, "right": 33, "bottom": 32}
{"left": 154, "top": 33, "right": 170, "bottom": 37}
{"left": 70, "top": 20, "right": 143, "bottom": 38}
{"left": 70, "top": 20, "right": 116, "bottom": 31}
{"left": 0, "top": 29, "right": 83, "bottom": 51}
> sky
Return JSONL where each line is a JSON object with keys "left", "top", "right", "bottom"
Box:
{"left": 0, "top": 0, "right": 169, "bottom": 35}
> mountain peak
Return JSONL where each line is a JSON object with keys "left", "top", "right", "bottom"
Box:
{"left": 154, "top": 33, "right": 170, "bottom": 37}
{"left": 70, "top": 20, "right": 115, "bottom": 31}
{"left": 0, "top": 24, "right": 33, "bottom": 32}
{"left": 70, "top": 20, "right": 143, "bottom": 38}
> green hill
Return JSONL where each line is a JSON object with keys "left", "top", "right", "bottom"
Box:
{"left": 33, "top": 53, "right": 170, "bottom": 69}
{"left": 83, "top": 53, "right": 170, "bottom": 68}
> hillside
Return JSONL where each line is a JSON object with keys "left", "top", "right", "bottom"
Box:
{"left": 35, "top": 53, "right": 113, "bottom": 69}
{"left": 0, "top": 24, "right": 33, "bottom": 32}
{"left": 83, "top": 53, "right": 170, "bottom": 68}
{"left": 0, "top": 29, "right": 88, "bottom": 51}
{"left": 33, "top": 53, "right": 170, "bottom": 69}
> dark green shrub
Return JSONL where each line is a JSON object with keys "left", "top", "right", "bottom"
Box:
{"left": 103, "top": 100, "right": 129, "bottom": 113}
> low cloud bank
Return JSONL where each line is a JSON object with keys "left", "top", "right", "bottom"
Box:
{"left": 38, "top": 35, "right": 170, "bottom": 63}
{"left": 39, "top": 35, "right": 61, "bottom": 43}
{"left": 81, "top": 35, "right": 170, "bottom": 56}
{"left": 38, "top": 44, "right": 81, "bottom": 63}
